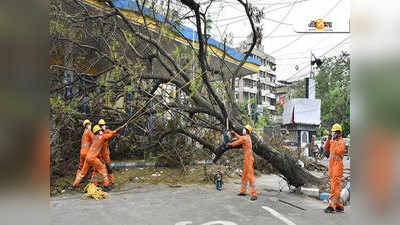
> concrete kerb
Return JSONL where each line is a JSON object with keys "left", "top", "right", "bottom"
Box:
{"left": 111, "top": 160, "right": 213, "bottom": 168}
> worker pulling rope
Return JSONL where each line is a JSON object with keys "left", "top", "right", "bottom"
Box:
{"left": 81, "top": 183, "right": 109, "bottom": 200}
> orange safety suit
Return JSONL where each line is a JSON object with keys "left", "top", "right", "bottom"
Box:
{"left": 100, "top": 129, "right": 114, "bottom": 184}
{"left": 324, "top": 136, "right": 346, "bottom": 209}
{"left": 74, "top": 130, "right": 118, "bottom": 187}
{"left": 229, "top": 132, "right": 257, "bottom": 197}
{"left": 77, "top": 128, "right": 94, "bottom": 175}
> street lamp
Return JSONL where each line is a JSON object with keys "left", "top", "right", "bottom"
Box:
{"left": 310, "top": 52, "right": 323, "bottom": 77}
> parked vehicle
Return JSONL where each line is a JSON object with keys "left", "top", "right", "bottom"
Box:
{"left": 318, "top": 136, "right": 350, "bottom": 157}
{"left": 314, "top": 140, "right": 327, "bottom": 160}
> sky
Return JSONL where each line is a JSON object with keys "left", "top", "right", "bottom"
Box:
{"left": 199, "top": 0, "right": 351, "bottom": 81}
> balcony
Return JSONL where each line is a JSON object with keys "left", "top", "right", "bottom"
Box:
{"left": 243, "top": 74, "right": 258, "bottom": 81}
{"left": 266, "top": 92, "right": 276, "bottom": 99}
{"left": 265, "top": 79, "right": 277, "bottom": 87}
{"left": 260, "top": 89, "right": 271, "bottom": 96}
{"left": 243, "top": 86, "right": 257, "bottom": 94}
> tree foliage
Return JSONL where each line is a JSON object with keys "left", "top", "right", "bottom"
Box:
{"left": 50, "top": 0, "right": 320, "bottom": 187}
{"left": 316, "top": 52, "right": 350, "bottom": 137}
{"left": 291, "top": 52, "right": 350, "bottom": 137}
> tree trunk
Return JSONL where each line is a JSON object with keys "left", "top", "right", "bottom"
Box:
{"left": 214, "top": 134, "right": 321, "bottom": 188}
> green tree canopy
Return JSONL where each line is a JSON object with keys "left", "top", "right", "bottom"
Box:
{"left": 291, "top": 52, "right": 350, "bottom": 137}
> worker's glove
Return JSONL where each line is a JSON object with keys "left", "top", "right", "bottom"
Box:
{"left": 324, "top": 149, "right": 330, "bottom": 158}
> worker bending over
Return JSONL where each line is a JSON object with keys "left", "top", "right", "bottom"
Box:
{"left": 324, "top": 123, "right": 346, "bottom": 213}
{"left": 73, "top": 125, "right": 120, "bottom": 191}
{"left": 76, "top": 120, "right": 94, "bottom": 179}
{"left": 98, "top": 119, "right": 115, "bottom": 185}
{"left": 227, "top": 125, "right": 257, "bottom": 201}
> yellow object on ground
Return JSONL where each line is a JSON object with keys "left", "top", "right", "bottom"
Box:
{"left": 81, "top": 183, "right": 109, "bottom": 200}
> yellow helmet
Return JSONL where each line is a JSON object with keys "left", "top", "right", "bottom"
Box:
{"left": 98, "top": 119, "right": 106, "bottom": 125}
{"left": 244, "top": 125, "right": 253, "bottom": 134}
{"left": 331, "top": 123, "right": 342, "bottom": 132}
{"left": 83, "top": 119, "right": 91, "bottom": 127}
{"left": 93, "top": 125, "right": 102, "bottom": 134}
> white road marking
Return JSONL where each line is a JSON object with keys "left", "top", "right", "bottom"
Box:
{"left": 262, "top": 206, "right": 297, "bottom": 225}
{"left": 175, "top": 221, "right": 237, "bottom": 225}
{"left": 201, "top": 221, "right": 237, "bottom": 225}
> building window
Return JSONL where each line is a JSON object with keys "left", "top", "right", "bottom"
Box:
{"left": 268, "top": 74, "right": 276, "bottom": 83}
{"left": 244, "top": 79, "right": 254, "bottom": 88}
{"left": 269, "top": 97, "right": 276, "bottom": 105}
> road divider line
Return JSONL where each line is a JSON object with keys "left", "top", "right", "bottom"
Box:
{"left": 262, "top": 206, "right": 297, "bottom": 225}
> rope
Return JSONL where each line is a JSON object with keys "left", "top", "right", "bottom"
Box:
{"left": 118, "top": 63, "right": 204, "bottom": 130}
{"left": 81, "top": 183, "right": 109, "bottom": 200}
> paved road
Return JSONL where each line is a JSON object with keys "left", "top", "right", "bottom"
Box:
{"left": 51, "top": 175, "right": 350, "bottom": 225}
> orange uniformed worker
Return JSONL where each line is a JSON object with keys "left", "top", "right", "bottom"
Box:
{"left": 73, "top": 125, "right": 121, "bottom": 191}
{"left": 98, "top": 119, "right": 115, "bottom": 185}
{"left": 227, "top": 125, "right": 257, "bottom": 201}
{"left": 324, "top": 123, "right": 346, "bottom": 213}
{"left": 77, "top": 119, "right": 94, "bottom": 178}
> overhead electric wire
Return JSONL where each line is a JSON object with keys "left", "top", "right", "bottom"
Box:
{"left": 263, "top": 0, "right": 309, "bottom": 13}
{"left": 268, "top": 0, "right": 344, "bottom": 56}
{"left": 270, "top": 35, "right": 303, "bottom": 54}
{"left": 263, "top": 1, "right": 296, "bottom": 39}
{"left": 214, "top": 0, "right": 303, "bottom": 28}
{"left": 276, "top": 56, "right": 310, "bottom": 60}
{"left": 284, "top": 35, "right": 350, "bottom": 82}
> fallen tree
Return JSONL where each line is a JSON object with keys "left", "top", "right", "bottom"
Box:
{"left": 50, "top": 0, "right": 321, "bottom": 187}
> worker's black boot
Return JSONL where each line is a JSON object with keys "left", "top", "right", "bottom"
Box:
{"left": 237, "top": 192, "right": 247, "bottom": 196}
{"left": 324, "top": 206, "right": 335, "bottom": 213}
{"left": 250, "top": 196, "right": 257, "bottom": 201}
{"left": 336, "top": 206, "right": 344, "bottom": 213}
{"left": 103, "top": 185, "right": 112, "bottom": 192}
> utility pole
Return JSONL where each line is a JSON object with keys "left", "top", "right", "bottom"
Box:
{"left": 305, "top": 51, "right": 313, "bottom": 98}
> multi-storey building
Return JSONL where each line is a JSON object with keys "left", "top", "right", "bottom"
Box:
{"left": 236, "top": 38, "right": 278, "bottom": 117}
